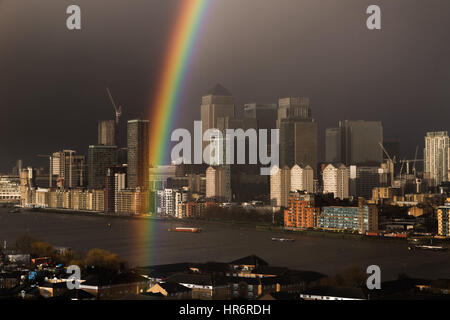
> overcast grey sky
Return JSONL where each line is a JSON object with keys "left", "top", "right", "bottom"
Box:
{"left": 1, "top": 0, "right": 449, "bottom": 171}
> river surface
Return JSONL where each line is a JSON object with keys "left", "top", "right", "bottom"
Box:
{"left": 1, "top": 208, "right": 449, "bottom": 280}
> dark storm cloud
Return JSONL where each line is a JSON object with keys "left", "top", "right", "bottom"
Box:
{"left": 0, "top": 0, "right": 449, "bottom": 171}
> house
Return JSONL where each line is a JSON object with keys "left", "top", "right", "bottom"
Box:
{"left": 50, "top": 288, "right": 96, "bottom": 300}
{"left": 166, "top": 273, "right": 229, "bottom": 300}
{"left": 135, "top": 263, "right": 192, "bottom": 284}
{"left": 79, "top": 272, "right": 150, "bottom": 300}
{"left": 147, "top": 282, "right": 192, "bottom": 299}
{"left": 225, "top": 276, "right": 304, "bottom": 300}
{"left": 229, "top": 255, "right": 269, "bottom": 273}
{"left": 38, "top": 280, "right": 69, "bottom": 298}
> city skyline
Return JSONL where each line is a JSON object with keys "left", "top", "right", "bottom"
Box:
{"left": 1, "top": 0, "right": 450, "bottom": 170}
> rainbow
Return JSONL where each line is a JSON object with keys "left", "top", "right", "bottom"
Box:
{"left": 141, "top": 0, "right": 212, "bottom": 266}
{"left": 148, "top": 0, "right": 211, "bottom": 167}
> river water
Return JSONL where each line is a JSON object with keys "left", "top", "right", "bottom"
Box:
{"left": 1, "top": 208, "right": 449, "bottom": 280}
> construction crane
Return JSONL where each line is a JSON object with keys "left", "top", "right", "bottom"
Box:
{"left": 399, "top": 157, "right": 423, "bottom": 176}
{"left": 106, "top": 88, "right": 122, "bottom": 125}
{"left": 379, "top": 142, "right": 395, "bottom": 186}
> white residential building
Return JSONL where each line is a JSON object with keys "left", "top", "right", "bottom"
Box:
{"left": 0, "top": 176, "right": 21, "bottom": 202}
{"left": 290, "top": 164, "right": 314, "bottom": 194}
{"left": 424, "top": 131, "right": 449, "bottom": 187}
{"left": 205, "top": 166, "right": 231, "bottom": 202}
{"left": 323, "top": 163, "right": 350, "bottom": 200}
{"left": 270, "top": 165, "right": 291, "bottom": 207}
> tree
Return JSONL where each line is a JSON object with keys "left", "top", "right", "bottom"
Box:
{"left": 15, "top": 234, "right": 38, "bottom": 254}
{"left": 30, "top": 241, "right": 56, "bottom": 258}
{"left": 85, "top": 248, "right": 121, "bottom": 273}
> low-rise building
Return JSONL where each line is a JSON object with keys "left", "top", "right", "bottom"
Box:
{"left": 437, "top": 201, "right": 450, "bottom": 237}
{"left": 318, "top": 200, "right": 378, "bottom": 234}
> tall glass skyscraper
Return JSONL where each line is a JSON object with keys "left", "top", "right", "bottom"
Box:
{"left": 127, "top": 119, "right": 149, "bottom": 189}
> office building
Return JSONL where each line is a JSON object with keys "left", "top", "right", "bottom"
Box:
{"left": 277, "top": 97, "right": 311, "bottom": 125}
{"left": 318, "top": 203, "right": 378, "bottom": 234}
{"left": 424, "top": 131, "right": 449, "bottom": 187}
{"left": 88, "top": 145, "right": 118, "bottom": 189}
{"left": 98, "top": 120, "right": 116, "bottom": 146}
{"left": 243, "top": 103, "right": 277, "bottom": 130}
{"left": 127, "top": 119, "right": 149, "bottom": 190}
{"left": 277, "top": 97, "right": 317, "bottom": 174}
{"left": 200, "top": 84, "right": 235, "bottom": 152}
{"left": 349, "top": 166, "right": 380, "bottom": 199}
{"left": 325, "top": 128, "right": 342, "bottom": 163}
{"left": 322, "top": 163, "right": 349, "bottom": 200}
{"left": 326, "top": 121, "right": 383, "bottom": 165}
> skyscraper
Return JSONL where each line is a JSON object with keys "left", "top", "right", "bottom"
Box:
{"left": 88, "top": 145, "right": 118, "bottom": 189}
{"left": 325, "top": 127, "right": 343, "bottom": 163}
{"left": 98, "top": 120, "right": 116, "bottom": 146}
{"left": 424, "top": 131, "right": 449, "bottom": 187}
{"left": 349, "top": 165, "right": 380, "bottom": 199}
{"left": 51, "top": 150, "right": 86, "bottom": 188}
{"left": 104, "top": 166, "right": 126, "bottom": 213}
{"left": 127, "top": 119, "right": 149, "bottom": 189}
{"left": 326, "top": 120, "right": 383, "bottom": 166}
{"left": 200, "top": 84, "right": 235, "bottom": 152}
{"left": 244, "top": 103, "right": 277, "bottom": 130}
{"left": 277, "top": 97, "right": 317, "bottom": 174}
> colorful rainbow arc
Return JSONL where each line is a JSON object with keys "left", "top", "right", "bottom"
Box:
{"left": 149, "top": 0, "right": 211, "bottom": 168}
{"left": 140, "top": 0, "right": 211, "bottom": 266}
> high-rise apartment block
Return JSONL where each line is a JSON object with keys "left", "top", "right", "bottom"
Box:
{"left": 51, "top": 150, "right": 86, "bottom": 188}
{"left": 290, "top": 164, "right": 314, "bottom": 194}
{"left": 270, "top": 165, "right": 291, "bottom": 207}
{"left": 104, "top": 166, "right": 126, "bottom": 213}
{"left": 88, "top": 145, "right": 118, "bottom": 189}
{"left": 206, "top": 166, "right": 231, "bottom": 202}
{"left": 284, "top": 192, "right": 320, "bottom": 229}
{"left": 322, "top": 163, "right": 349, "bottom": 200}
{"left": 424, "top": 131, "right": 449, "bottom": 187}
{"left": 127, "top": 119, "right": 149, "bottom": 190}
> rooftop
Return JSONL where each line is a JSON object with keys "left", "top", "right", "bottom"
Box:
{"left": 204, "top": 84, "right": 232, "bottom": 97}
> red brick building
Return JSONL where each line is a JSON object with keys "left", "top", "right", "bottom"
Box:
{"left": 284, "top": 192, "right": 320, "bottom": 228}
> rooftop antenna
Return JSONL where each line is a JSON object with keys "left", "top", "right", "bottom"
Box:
{"left": 106, "top": 87, "right": 122, "bottom": 125}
